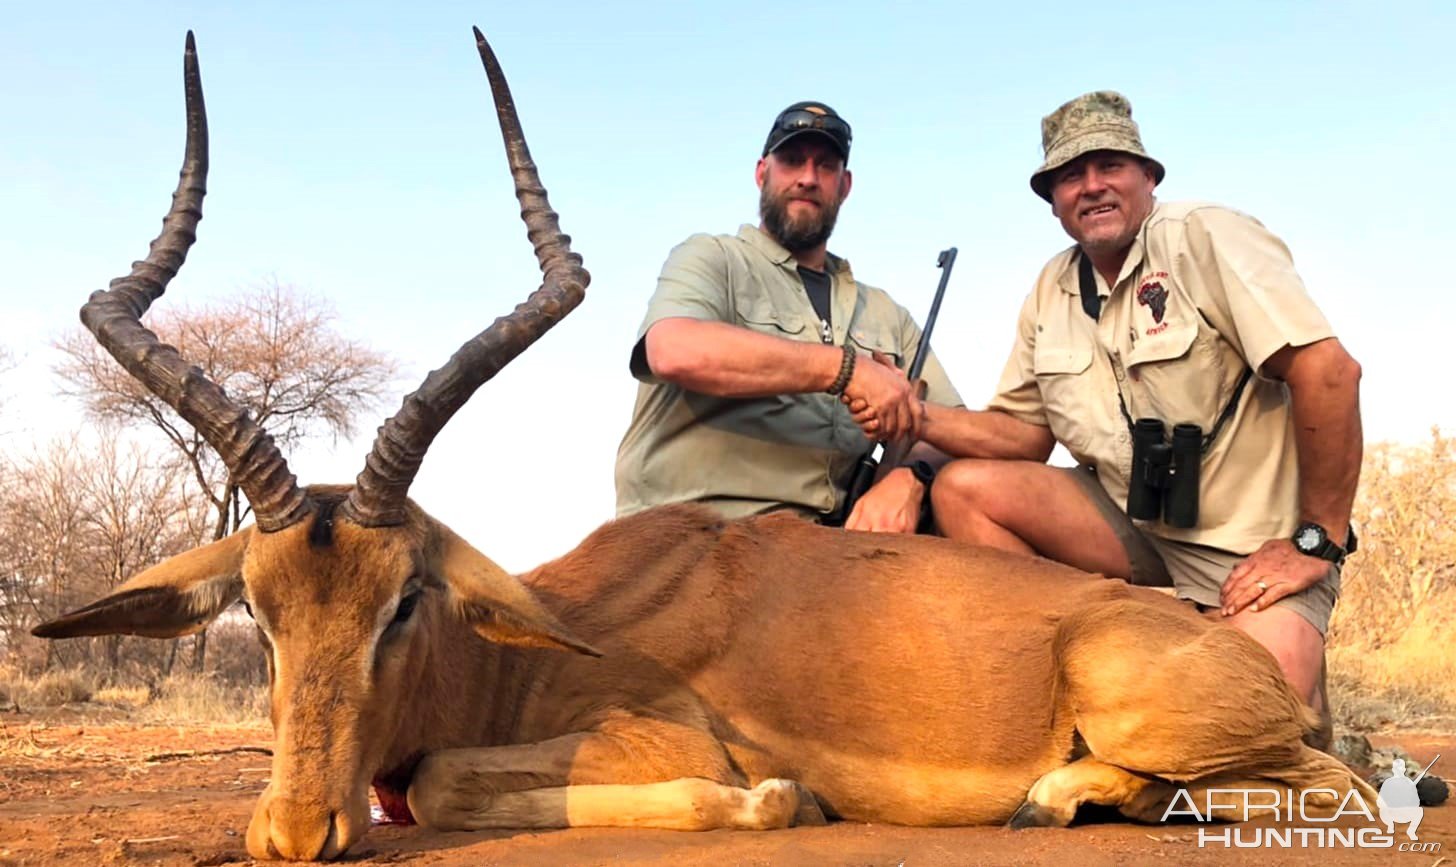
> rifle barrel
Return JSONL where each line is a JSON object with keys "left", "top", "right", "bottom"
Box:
{"left": 908, "top": 247, "right": 956, "bottom": 382}
{"left": 1413, "top": 754, "right": 1441, "bottom": 784}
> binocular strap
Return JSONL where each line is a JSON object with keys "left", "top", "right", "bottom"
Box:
{"left": 1077, "top": 251, "right": 1253, "bottom": 455}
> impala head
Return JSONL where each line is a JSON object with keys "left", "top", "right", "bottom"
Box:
{"left": 31, "top": 29, "right": 596, "bottom": 861}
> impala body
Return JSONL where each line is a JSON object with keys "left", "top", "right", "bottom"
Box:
{"left": 35, "top": 29, "right": 1374, "bottom": 862}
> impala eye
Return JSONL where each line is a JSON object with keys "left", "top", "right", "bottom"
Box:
{"left": 391, "top": 592, "right": 420, "bottom": 628}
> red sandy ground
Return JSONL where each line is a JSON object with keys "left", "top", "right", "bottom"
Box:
{"left": 0, "top": 713, "right": 1449, "bottom": 866}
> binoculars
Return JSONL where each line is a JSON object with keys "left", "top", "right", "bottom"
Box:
{"left": 1126, "top": 418, "right": 1202, "bottom": 529}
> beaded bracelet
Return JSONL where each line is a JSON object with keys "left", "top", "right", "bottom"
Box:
{"left": 826, "top": 344, "right": 856, "bottom": 396}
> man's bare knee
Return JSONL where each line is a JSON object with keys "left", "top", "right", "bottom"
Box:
{"left": 932, "top": 460, "right": 1053, "bottom": 555}
{"left": 932, "top": 459, "right": 995, "bottom": 513}
{"left": 1227, "top": 607, "right": 1324, "bottom": 703}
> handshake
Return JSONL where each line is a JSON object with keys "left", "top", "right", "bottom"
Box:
{"left": 838, "top": 350, "right": 926, "bottom": 443}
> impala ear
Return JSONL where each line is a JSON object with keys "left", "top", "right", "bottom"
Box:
{"left": 434, "top": 525, "right": 601, "bottom": 657}
{"left": 32, "top": 530, "right": 251, "bottom": 640}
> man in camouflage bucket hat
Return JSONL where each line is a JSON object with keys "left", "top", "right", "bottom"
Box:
{"left": 904, "top": 90, "right": 1364, "bottom": 731}
{"left": 1028, "top": 91, "right": 1163, "bottom": 202}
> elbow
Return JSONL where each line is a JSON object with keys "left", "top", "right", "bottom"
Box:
{"left": 1342, "top": 355, "right": 1363, "bottom": 388}
{"left": 1022, "top": 428, "right": 1057, "bottom": 463}
{"left": 1285, "top": 339, "right": 1362, "bottom": 393}
{"left": 1324, "top": 346, "right": 1362, "bottom": 392}
{"left": 643, "top": 321, "right": 698, "bottom": 384}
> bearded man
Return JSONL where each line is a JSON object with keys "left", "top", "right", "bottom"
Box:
{"left": 615, "top": 101, "right": 962, "bottom": 531}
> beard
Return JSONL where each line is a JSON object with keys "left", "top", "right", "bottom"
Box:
{"left": 760, "top": 183, "right": 842, "bottom": 253}
{"left": 1077, "top": 230, "right": 1138, "bottom": 261}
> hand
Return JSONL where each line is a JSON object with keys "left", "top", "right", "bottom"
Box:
{"left": 840, "top": 352, "right": 920, "bottom": 442}
{"left": 844, "top": 467, "right": 923, "bottom": 534}
{"left": 844, "top": 376, "right": 928, "bottom": 442}
{"left": 1220, "top": 539, "right": 1331, "bottom": 617}
{"left": 845, "top": 395, "right": 928, "bottom": 447}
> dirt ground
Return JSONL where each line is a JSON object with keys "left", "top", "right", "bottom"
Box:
{"left": 0, "top": 712, "right": 1449, "bottom": 866}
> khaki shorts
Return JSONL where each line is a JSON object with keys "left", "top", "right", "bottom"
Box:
{"left": 1066, "top": 465, "right": 1340, "bottom": 635}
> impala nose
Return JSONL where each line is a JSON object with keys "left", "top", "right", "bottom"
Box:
{"left": 248, "top": 792, "right": 368, "bottom": 861}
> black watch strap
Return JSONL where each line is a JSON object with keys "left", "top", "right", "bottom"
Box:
{"left": 905, "top": 460, "right": 937, "bottom": 487}
{"left": 1293, "top": 521, "right": 1353, "bottom": 565}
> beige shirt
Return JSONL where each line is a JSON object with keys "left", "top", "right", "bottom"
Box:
{"left": 989, "top": 202, "right": 1335, "bottom": 553}
{"left": 616, "top": 225, "right": 963, "bottom": 519}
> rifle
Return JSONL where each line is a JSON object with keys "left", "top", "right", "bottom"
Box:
{"left": 823, "top": 246, "right": 957, "bottom": 527}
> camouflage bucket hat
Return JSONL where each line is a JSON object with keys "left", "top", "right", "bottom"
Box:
{"left": 1029, "top": 91, "right": 1164, "bottom": 202}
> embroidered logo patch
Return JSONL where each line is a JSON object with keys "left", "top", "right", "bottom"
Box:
{"left": 1137, "top": 280, "right": 1169, "bottom": 324}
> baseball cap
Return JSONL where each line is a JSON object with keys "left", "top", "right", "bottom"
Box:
{"left": 762, "top": 101, "right": 852, "bottom": 162}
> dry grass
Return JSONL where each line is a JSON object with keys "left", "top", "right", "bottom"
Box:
{"left": 1328, "top": 428, "right": 1456, "bottom": 732}
{"left": 0, "top": 666, "right": 96, "bottom": 709}
{"left": 0, "top": 667, "right": 266, "bottom": 724}
{"left": 130, "top": 673, "right": 268, "bottom": 725}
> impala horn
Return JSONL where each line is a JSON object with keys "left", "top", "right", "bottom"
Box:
{"left": 79, "top": 32, "right": 311, "bottom": 533}
{"left": 343, "top": 27, "right": 589, "bottom": 527}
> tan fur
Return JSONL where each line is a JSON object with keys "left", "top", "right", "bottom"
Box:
{"left": 35, "top": 497, "right": 1373, "bottom": 860}
{"left": 410, "top": 777, "right": 823, "bottom": 831}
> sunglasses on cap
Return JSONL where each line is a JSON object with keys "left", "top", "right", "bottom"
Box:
{"left": 763, "top": 106, "right": 852, "bottom": 160}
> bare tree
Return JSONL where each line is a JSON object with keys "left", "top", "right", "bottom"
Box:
{"left": 54, "top": 279, "right": 397, "bottom": 670}
{"left": 0, "top": 344, "right": 14, "bottom": 426}
{"left": 0, "top": 431, "right": 213, "bottom": 678}
{"left": 0, "top": 438, "right": 94, "bottom": 671}
{"left": 80, "top": 435, "right": 209, "bottom": 680}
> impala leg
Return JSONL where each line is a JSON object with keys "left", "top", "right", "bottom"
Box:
{"left": 414, "top": 776, "right": 823, "bottom": 831}
{"left": 1048, "top": 746, "right": 1374, "bottom": 827}
{"left": 1010, "top": 757, "right": 1161, "bottom": 828}
{"left": 407, "top": 720, "right": 826, "bottom": 831}
{"left": 1148, "top": 748, "right": 1376, "bottom": 821}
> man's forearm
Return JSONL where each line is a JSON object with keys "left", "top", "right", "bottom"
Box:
{"left": 645, "top": 318, "right": 842, "bottom": 398}
{"left": 1287, "top": 354, "right": 1363, "bottom": 544}
{"left": 919, "top": 403, "right": 1056, "bottom": 462}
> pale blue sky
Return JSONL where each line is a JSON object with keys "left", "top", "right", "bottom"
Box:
{"left": 2, "top": 2, "right": 1452, "bottom": 569}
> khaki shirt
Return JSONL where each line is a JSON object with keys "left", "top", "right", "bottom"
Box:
{"left": 989, "top": 202, "right": 1334, "bottom": 553}
{"left": 616, "top": 225, "right": 963, "bottom": 519}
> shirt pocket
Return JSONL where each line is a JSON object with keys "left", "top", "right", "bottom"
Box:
{"left": 848, "top": 323, "right": 902, "bottom": 367}
{"left": 1123, "top": 319, "right": 1226, "bottom": 429}
{"left": 1033, "top": 341, "right": 1095, "bottom": 454}
{"left": 736, "top": 293, "right": 810, "bottom": 340}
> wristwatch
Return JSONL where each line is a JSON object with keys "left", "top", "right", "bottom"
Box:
{"left": 1291, "top": 522, "right": 1358, "bottom": 566}
{"left": 905, "top": 460, "right": 937, "bottom": 487}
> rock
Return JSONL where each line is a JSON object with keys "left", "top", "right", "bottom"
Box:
{"left": 1330, "top": 733, "right": 1372, "bottom": 767}
{"left": 1369, "top": 745, "right": 1417, "bottom": 773}
{"left": 1416, "top": 774, "right": 1449, "bottom": 807}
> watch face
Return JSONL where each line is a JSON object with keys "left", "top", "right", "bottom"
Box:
{"left": 1295, "top": 525, "right": 1324, "bottom": 553}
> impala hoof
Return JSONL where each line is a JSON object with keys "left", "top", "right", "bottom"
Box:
{"left": 787, "top": 781, "right": 828, "bottom": 826}
{"left": 1008, "top": 800, "right": 1065, "bottom": 829}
